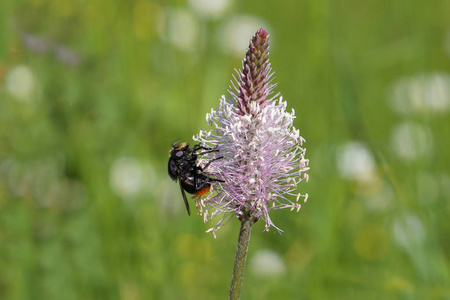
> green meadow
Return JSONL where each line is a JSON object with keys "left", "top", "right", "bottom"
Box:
{"left": 1, "top": 1, "right": 449, "bottom": 299}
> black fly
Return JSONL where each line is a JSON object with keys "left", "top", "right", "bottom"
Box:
{"left": 168, "top": 142, "right": 223, "bottom": 215}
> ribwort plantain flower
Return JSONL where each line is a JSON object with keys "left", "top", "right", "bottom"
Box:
{"left": 194, "top": 28, "right": 309, "bottom": 238}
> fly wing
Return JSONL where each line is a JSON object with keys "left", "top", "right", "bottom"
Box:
{"left": 178, "top": 179, "right": 191, "bottom": 216}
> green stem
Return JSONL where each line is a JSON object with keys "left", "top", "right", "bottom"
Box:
{"left": 229, "top": 216, "right": 253, "bottom": 300}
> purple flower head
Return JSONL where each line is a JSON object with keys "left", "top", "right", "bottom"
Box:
{"left": 194, "top": 28, "right": 309, "bottom": 237}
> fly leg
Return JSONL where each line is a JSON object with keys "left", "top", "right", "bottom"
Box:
{"left": 192, "top": 144, "right": 220, "bottom": 157}
{"left": 192, "top": 144, "right": 217, "bottom": 152}
{"left": 199, "top": 156, "right": 223, "bottom": 172}
{"left": 196, "top": 157, "right": 224, "bottom": 183}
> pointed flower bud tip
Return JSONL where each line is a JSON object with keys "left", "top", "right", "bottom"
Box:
{"left": 229, "top": 28, "right": 276, "bottom": 116}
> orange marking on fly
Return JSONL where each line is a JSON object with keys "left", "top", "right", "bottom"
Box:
{"left": 193, "top": 186, "right": 211, "bottom": 197}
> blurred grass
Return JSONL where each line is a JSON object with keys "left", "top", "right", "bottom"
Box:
{"left": 1, "top": 0, "right": 450, "bottom": 299}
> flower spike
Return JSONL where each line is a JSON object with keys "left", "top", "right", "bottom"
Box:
{"left": 194, "top": 28, "right": 309, "bottom": 237}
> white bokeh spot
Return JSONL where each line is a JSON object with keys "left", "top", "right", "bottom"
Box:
{"left": 219, "top": 15, "right": 269, "bottom": 57}
{"left": 110, "top": 157, "right": 146, "bottom": 200}
{"left": 337, "top": 142, "right": 376, "bottom": 182}
{"left": 250, "top": 249, "right": 286, "bottom": 277}
{"left": 6, "top": 65, "right": 35, "bottom": 101}
{"left": 389, "top": 72, "right": 450, "bottom": 115}
{"left": 188, "top": 0, "right": 231, "bottom": 19}
{"left": 390, "top": 122, "right": 433, "bottom": 161}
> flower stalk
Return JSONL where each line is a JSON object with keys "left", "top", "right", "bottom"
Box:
{"left": 229, "top": 215, "right": 253, "bottom": 300}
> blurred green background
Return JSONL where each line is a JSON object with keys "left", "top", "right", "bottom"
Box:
{"left": 1, "top": 0, "right": 450, "bottom": 299}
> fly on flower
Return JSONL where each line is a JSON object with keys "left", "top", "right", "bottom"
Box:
{"left": 168, "top": 142, "right": 224, "bottom": 216}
